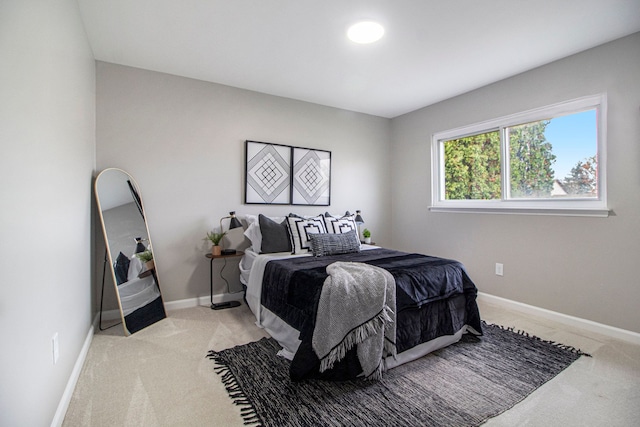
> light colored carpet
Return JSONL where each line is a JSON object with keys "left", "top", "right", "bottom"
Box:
{"left": 63, "top": 300, "right": 640, "bottom": 426}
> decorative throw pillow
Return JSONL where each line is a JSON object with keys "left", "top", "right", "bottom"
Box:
{"left": 243, "top": 214, "right": 287, "bottom": 252}
{"left": 259, "top": 214, "right": 291, "bottom": 253}
{"left": 287, "top": 215, "right": 327, "bottom": 254}
{"left": 310, "top": 231, "right": 361, "bottom": 256}
{"left": 323, "top": 212, "right": 358, "bottom": 235}
{"left": 114, "top": 252, "right": 130, "bottom": 285}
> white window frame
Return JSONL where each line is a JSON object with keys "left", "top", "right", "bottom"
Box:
{"left": 430, "top": 94, "right": 608, "bottom": 217}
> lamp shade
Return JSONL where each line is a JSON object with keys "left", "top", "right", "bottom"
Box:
{"left": 220, "top": 211, "right": 242, "bottom": 232}
{"left": 354, "top": 210, "right": 364, "bottom": 225}
{"left": 228, "top": 211, "right": 242, "bottom": 229}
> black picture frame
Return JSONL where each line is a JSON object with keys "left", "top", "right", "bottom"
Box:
{"left": 245, "top": 140, "right": 292, "bottom": 205}
{"left": 292, "top": 147, "right": 331, "bottom": 206}
{"left": 244, "top": 141, "right": 332, "bottom": 206}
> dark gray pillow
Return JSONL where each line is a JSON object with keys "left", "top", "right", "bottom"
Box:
{"left": 259, "top": 214, "right": 292, "bottom": 254}
{"left": 309, "top": 231, "right": 361, "bottom": 257}
{"left": 114, "top": 252, "right": 130, "bottom": 285}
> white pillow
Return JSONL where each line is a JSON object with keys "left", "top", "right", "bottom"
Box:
{"left": 244, "top": 214, "right": 259, "bottom": 225}
{"left": 127, "top": 255, "right": 144, "bottom": 281}
{"left": 323, "top": 213, "right": 358, "bottom": 235}
{"left": 243, "top": 221, "right": 262, "bottom": 252}
{"left": 287, "top": 215, "right": 327, "bottom": 254}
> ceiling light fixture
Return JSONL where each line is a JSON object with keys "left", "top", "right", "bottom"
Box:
{"left": 347, "top": 21, "right": 385, "bottom": 44}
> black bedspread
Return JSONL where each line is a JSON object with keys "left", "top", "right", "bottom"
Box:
{"left": 260, "top": 248, "right": 482, "bottom": 380}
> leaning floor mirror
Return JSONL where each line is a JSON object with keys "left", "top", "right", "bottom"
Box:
{"left": 95, "top": 168, "right": 166, "bottom": 335}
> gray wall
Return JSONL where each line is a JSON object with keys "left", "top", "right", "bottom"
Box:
{"left": 96, "top": 62, "right": 392, "bottom": 303}
{"left": 1, "top": 3, "right": 635, "bottom": 423}
{"left": 0, "top": 1, "right": 96, "bottom": 425}
{"left": 97, "top": 34, "right": 640, "bottom": 334}
{"left": 391, "top": 33, "right": 640, "bottom": 333}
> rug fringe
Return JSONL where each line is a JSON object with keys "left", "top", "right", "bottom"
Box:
{"left": 482, "top": 321, "right": 592, "bottom": 357}
{"left": 206, "top": 350, "right": 264, "bottom": 426}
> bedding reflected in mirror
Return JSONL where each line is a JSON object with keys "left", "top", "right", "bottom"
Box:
{"left": 95, "top": 168, "right": 166, "bottom": 335}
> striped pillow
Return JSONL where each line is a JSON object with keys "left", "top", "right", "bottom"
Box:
{"left": 309, "top": 231, "right": 361, "bottom": 257}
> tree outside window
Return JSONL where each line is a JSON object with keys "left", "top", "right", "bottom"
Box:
{"left": 432, "top": 95, "right": 607, "bottom": 216}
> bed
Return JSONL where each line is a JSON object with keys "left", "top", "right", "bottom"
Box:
{"left": 239, "top": 213, "right": 482, "bottom": 381}
{"left": 114, "top": 250, "right": 165, "bottom": 334}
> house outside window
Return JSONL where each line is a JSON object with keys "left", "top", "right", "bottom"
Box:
{"left": 430, "top": 94, "right": 608, "bottom": 217}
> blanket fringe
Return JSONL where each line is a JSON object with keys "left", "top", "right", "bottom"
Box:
{"left": 206, "top": 350, "right": 264, "bottom": 426}
{"left": 483, "top": 321, "right": 592, "bottom": 357}
{"left": 384, "top": 337, "right": 397, "bottom": 359}
{"left": 365, "top": 360, "right": 384, "bottom": 381}
{"left": 318, "top": 306, "right": 393, "bottom": 375}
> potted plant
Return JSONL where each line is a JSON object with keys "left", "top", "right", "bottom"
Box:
{"left": 362, "top": 228, "right": 371, "bottom": 244}
{"left": 135, "top": 249, "right": 154, "bottom": 271}
{"left": 205, "top": 231, "right": 226, "bottom": 256}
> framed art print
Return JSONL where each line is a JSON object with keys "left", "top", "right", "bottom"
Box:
{"left": 292, "top": 147, "right": 331, "bottom": 206}
{"left": 245, "top": 140, "right": 292, "bottom": 204}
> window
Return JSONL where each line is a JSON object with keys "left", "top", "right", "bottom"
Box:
{"left": 431, "top": 94, "right": 608, "bottom": 216}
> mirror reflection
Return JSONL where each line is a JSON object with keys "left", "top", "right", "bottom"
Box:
{"left": 95, "top": 168, "right": 166, "bottom": 335}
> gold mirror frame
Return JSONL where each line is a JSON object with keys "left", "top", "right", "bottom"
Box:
{"left": 95, "top": 168, "right": 166, "bottom": 335}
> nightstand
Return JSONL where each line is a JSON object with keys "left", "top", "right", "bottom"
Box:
{"left": 205, "top": 251, "right": 244, "bottom": 310}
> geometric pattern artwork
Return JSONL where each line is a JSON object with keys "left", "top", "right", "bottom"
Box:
{"left": 244, "top": 140, "right": 331, "bottom": 205}
{"left": 292, "top": 147, "right": 331, "bottom": 206}
{"left": 245, "top": 141, "right": 292, "bottom": 204}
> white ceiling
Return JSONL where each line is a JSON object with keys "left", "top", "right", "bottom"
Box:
{"left": 77, "top": 0, "right": 640, "bottom": 118}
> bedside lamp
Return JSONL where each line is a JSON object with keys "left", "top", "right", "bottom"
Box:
{"left": 219, "top": 211, "right": 242, "bottom": 255}
{"left": 355, "top": 210, "right": 365, "bottom": 241}
{"left": 211, "top": 211, "right": 243, "bottom": 310}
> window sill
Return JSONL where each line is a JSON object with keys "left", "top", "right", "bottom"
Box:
{"left": 428, "top": 205, "right": 610, "bottom": 217}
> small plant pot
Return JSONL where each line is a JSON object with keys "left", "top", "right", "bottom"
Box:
{"left": 145, "top": 259, "right": 155, "bottom": 271}
{"left": 364, "top": 237, "right": 371, "bottom": 244}
{"left": 212, "top": 245, "right": 222, "bottom": 256}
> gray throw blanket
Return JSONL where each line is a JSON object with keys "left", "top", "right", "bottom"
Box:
{"left": 311, "top": 262, "right": 397, "bottom": 380}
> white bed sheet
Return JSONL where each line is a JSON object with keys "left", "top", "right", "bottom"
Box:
{"left": 243, "top": 249, "right": 308, "bottom": 358}
{"left": 241, "top": 246, "right": 465, "bottom": 367}
{"left": 118, "top": 275, "right": 160, "bottom": 317}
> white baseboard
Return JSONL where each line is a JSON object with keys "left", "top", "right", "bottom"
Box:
{"left": 164, "top": 292, "right": 245, "bottom": 312}
{"left": 478, "top": 292, "right": 640, "bottom": 345}
{"left": 50, "top": 324, "right": 94, "bottom": 427}
{"left": 96, "top": 291, "right": 245, "bottom": 318}
{"left": 52, "top": 291, "right": 244, "bottom": 425}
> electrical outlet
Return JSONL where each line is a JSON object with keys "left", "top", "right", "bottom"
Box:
{"left": 52, "top": 333, "right": 59, "bottom": 365}
{"left": 495, "top": 263, "right": 504, "bottom": 276}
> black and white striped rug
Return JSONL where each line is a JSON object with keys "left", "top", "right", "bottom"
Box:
{"left": 207, "top": 322, "right": 588, "bottom": 427}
